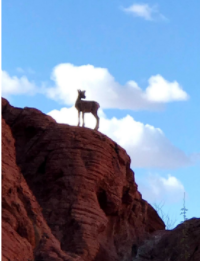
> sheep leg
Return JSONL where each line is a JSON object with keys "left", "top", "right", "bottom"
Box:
{"left": 97, "top": 116, "right": 99, "bottom": 130}
{"left": 82, "top": 112, "right": 85, "bottom": 127}
{"left": 77, "top": 111, "right": 80, "bottom": 126}
{"left": 95, "top": 116, "right": 99, "bottom": 130}
{"left": 93, "top": 113, "right": 99, "bottom": 130}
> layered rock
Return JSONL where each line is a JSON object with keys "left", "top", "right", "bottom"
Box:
{"left": 2, "top": 98, "right": 165, "bottom": 261}
{"left": 2, "top": 117, "right": 83, "bottom": 261}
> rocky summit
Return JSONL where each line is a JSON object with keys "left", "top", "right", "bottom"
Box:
{"left": 2, "top": 98, "right": 199, "bottom": 261}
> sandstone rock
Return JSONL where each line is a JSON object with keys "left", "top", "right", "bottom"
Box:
{"left": 2, "top": 118, "right": 84, "bottom": 261}
{"left": 134, "top": 218, "right": 200, "bottom": 261}
{"left": 2, "top": 98, "right": 165, "bottom": 261}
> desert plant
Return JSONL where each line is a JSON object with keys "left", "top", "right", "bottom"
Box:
{"left": 153, "top": 200, "right": 177, "bottom": 230}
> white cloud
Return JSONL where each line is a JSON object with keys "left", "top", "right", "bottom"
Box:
{"left": 145, "top": 75, "right": 188, "bottom": 102}
{"left": 123, "top": 3, "right": 167, "bottom": 21}
{"left": 3, "top": 64, "right": 188, "bottom": 110}
{"left": 47, "top": 106, "right": 191, "bottom": 169}
{"left": 1, "top": 71, "right": 37, "bottom": 97}
{"left": 137, "top": 173, "right": 185, "bottom": 203}
{"left": 45, "top": 63, "right": 189, "bottom": 110}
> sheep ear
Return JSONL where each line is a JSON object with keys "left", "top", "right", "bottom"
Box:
{"left": 77, "top": 89, "right": 80, "bottom": 93}
{"left": 83, "top": 90, "right": 86, "bottom": 93}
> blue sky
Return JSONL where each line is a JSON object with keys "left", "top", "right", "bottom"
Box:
{"left": 2, "top": 0, "right": 200, "bottom": 228}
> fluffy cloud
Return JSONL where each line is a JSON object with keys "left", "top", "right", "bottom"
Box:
{"left": 3, "top": 64, "right": 188, "bottom": 110}
{"left": 1, "top": 71, "right": 37, "bottom": 97}
{"left": 145, "top": 75, "right": 188, "bottom": 102}
{"left": 122, "top": 3, "right": 167, "bottom": 21}
{"left": 137, "top": 173, "right": 185, "bottom": 203}
{"left": 45, "top": 63, "right": 189, "bottom": 110}
{"left": 48, "top": 106, "right": 191, "bottom": 169}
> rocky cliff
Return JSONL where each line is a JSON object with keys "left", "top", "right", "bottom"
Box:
{"left": 2, "top": 97, "right": 165, "bottom": 261}
{"left": 2, "top": 117, "right": 83, "bottom": 261}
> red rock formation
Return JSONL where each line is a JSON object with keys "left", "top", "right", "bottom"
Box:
{"left": 133, "top": 218, "right": 200, "bottom": 260}
{"left": 2, "top": 117, "right": 84, "bottom": 261}
{"left": 2, "top": 98, "right": 165, "bottom": 261}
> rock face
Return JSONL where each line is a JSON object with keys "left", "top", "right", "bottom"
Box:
{"left": 133, "top": 218, "right": 200, "bottom": 261}
{"left": 2, "top": 118, "right": 84, "bottom": 261}
{"left": 2, "top": 98, "right": 165, "bottom": 261}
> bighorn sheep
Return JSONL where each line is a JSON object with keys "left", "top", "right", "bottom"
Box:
{"left": 75, "top": 90, "right": 100, "bottom": 130}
